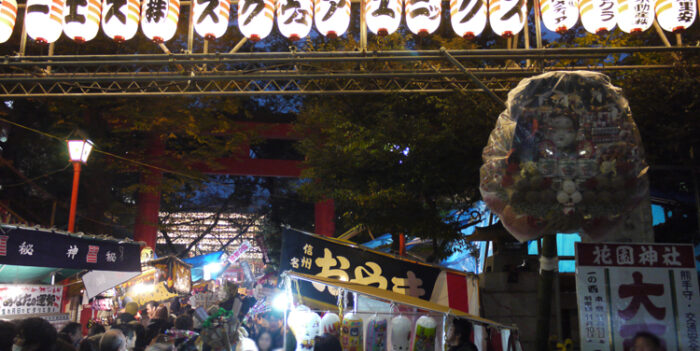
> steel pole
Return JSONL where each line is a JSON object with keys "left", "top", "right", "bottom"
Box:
{"left": 67, "top": 162, "right": 81, "bottom": 232}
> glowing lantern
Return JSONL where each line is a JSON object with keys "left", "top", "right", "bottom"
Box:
{"left": 488, "top": 0, "right": 527, "bottom": 37}
{"left": 194, "top": 0, "right": 230, "bottom": 39}
{"left": 314, "top": 0, "right": 350, "bottom": 38}
{"left": 390, "top": 316, "right": 412, "bottom": 351}
{"left": 405, "top": 0, "right": 441, "bottom": 35}
{"left": 25, "top": 0, "right": 65, "bottom": 43}
{"left": 102, "top": 0, "right": 140, "bottom": 42}
{"left": 616, "top": 0, "right": 652, "bottom": 33}
{"left": 238, "top": 0, "right": 274, "bottom": 40}
{"left": 450, "top": 0, "right": 487, "bottom": 38}
{"left": 579, "top": 0, "right": 617, "bottom": 34}
{"left": 655, "top": 0, "right": 696, "bottom": 32}
{"left": 63, "top": 0, "right": 102, "bottom": 42}
{"left": 0, "top": 0, "right": 18, "bottom": 43}
{"left": 540, "top": 0, "right": 579, "bottom": 33}
{"left": 365, "top": 0, "right": 402, "bottom": 35}
{"left": 276, "top": 0, "right": 312, "bottom": 40}
{"left": 141, "top": 0, "right": 180, "bottom": 42}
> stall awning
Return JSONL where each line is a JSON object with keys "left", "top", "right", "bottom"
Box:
{"left": 0, "top": 265, "right": 81, "bottom": 284}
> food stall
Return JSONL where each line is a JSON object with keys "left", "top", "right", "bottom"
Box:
{"left": 113, "top": 255, "right": 192, "bottom": 306}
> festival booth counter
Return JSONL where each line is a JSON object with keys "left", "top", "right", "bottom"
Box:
{"left": 110, "top": 255, "right": 192, "bottom": 307}
{"left": 280, "top": 271, "right": 521, "bottom": 351}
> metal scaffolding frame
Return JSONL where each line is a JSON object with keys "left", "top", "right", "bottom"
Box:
{"left": 0, "top": 46, "right": 697, "bottom": 97}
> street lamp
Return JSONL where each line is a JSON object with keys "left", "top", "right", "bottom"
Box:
{"left": 66, "top": 137, "right": 93, "bottom": 232}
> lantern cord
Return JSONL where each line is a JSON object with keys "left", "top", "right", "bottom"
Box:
{"left": 1, "top": 163, "right": 71, "bottom": 188}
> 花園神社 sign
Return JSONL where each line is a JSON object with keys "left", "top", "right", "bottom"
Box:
{"left": 575, "top": 242, "right": 700, "bottom": 351}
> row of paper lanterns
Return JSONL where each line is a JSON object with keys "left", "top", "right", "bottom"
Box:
{"left": 0, "top": 0, "right": 695, "bottom": 44}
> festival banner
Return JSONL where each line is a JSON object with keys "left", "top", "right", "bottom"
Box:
{"left": 0, "top": 226, "right": 141, "bottom": 272}
{"left": 575, "top": 242, "right": 700, "bottom": 351}
{"left": 227, "top": 240, "right": 252, "bottom": 264}
{"left": 0, "top": 284, "right": 63, "bottom": 316}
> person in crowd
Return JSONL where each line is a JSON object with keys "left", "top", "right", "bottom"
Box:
{"left": 0, "top": 320, "right": 17, "bottom": 351}
{"left": 173, "top": 316, "right": 193, "bottom": 332}
{"left": 59, "top": 322, "right": 83, "bottom": 349}
{"left": 116, "top": 303, "right": 139, "bottom": 325}
{"left": 99, "top": 329, "right": 127, "bottom": 351}
{"left": 127, "top": 322, "right": 147, "bottom": 351}
{"left": 445, "top": 318, "right": 478, "bottom": 351}
{"left": 89, "top": 325, "right": 106, "bottom": 337}
{"left": 313, "top": 334, "right": 341, "bottom": 351}
{"left": 265, "top": 312, "right": 284, "bottom": 350}
{"left": 144, "top": 302, "right": 159, "bottom": 322}
{"left": 110, "top": 325, "right": 136, "bottom": 351}
{"left": 256, "top": 331, "right": 272, "bottom": 351}
{"left": 145, "top": 306, "right": 171, "bottom": 345}
{"left": 632, "top": 331, "right": 663, "bottom": 351}
{"left": 13, "top": 317, "right": 57, "bottom": 351}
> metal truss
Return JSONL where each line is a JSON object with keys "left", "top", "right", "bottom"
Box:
{"left": 0, "top": 46, "right": 696, "bottom": 97}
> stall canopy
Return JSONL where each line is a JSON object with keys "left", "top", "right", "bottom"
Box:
{"left": 183, "top": 251, "right": 226, "bottom": 282}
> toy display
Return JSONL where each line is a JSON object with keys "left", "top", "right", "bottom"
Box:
{"left": 322, "top": 312, "right": 342, "bottom": 336}
{"left": 341, "top": 312, "right": 364, "bottom": 351}
{"left": 365, "top": 315, "right": 388, "bottom": 351}
{"left": 479, "top": 71, "right": 648, "bottom": 241}
{"left": 411, "top": 316, "right": 437, "bottom": 351}
{"left": 390, "top": 315, "right": 412, "bottom": 351}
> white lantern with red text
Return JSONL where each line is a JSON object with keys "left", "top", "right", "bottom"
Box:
{"left": 314, "top": 0, "right": 350, "bottom": 37}
{"left": 141, "top": 0, "right": 180, "bottom": 42}
{"left": 102, "top": 0, "right": 140, "bottom": 41}
{"left": 63, "top": 0, "right": 102, "bottom": 42}
{"left": 405, "top": 0, "right": 441, "bottom": 35}
{"left": 540, "top": 0, "right": 579, "bottom": 33}
{"left": 616, "top": 0, "right": 653, "bottom": 33}
{"left": 238, "top": 0, "right": 274, "bottom": 41}
{"left": 488, "top": 0, "right": 526, "bottom": 37}
{"left": 579, "top": 0, "right": 617, "bottom": 34}
{"left": 450, "top": 0, "right": 487, "bottom": 38}
{"left": 365, "top": 0, "right": 402, "bottom": 35}
{"left": 25, "top": 0, "right": 65, "bottom": 43}
{"left": 0, "top": 0, "right": 18, "bottom": 43}
{"left": 655, "top": 0, "right": 695, "bottom": 32}
{"left": 276, "top": 0, "right": 313, "bottom": 40}
{"left": 194, "top": 0, "right": 230, "bottom": 39}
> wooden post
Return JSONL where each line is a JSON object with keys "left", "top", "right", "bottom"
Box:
{"left": 535, "top": 234, "right": 557, "bottom": 350}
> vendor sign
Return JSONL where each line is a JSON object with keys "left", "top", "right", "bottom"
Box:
{"left": 575, "top": 243, "right": 700, "bottom": 351}
{"left": 228, "top": 240, "right": 252, "bottom": 264}
{"left": 0, "top": 284, "right": 63, "bottom": 316}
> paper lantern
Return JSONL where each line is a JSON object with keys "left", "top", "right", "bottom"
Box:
{"left": 616, "top": 0, "right": 653, "bottom": 33}
{"left": 579, "top": 0, "right": 617, "bottom": 34}
{"left": 540, "top": 0, "right": 579, "bottom": 33}
{"left": 488, "top": 0, "right": 527, "bottom": 37}
{"left": 405, "top": 0, "right": 441, "bottom": 35}
{"left": 341, "top": 313, "right": 363, "bottom": 351}
{"left": 364, "top": 316, "right": 388, "bottom": 351}
{"left": 102, "top": 0, "right": 140, "bottom": 42}
{"left": 63, "top": 0, "right": 102, "bottom": 42}
{"left": 276, "top": 0, "right": 312, "bottom": 40}
{"left": 411, "top": 316, "right": 437, "bottom": 351}
{"left": 390, "top": 316, "right": 411, "bottom": 351}
{"left": 0, "top": 0, "right": 18, "bottom": 43}
{"left": 141, "top": 0, "right": 180, "bottom": 42}
{"left": 238, "top": 0, "right": 274, "bottom": 41}
{"left": 193, "top": 0, "right": 230, "bottom": 39}
{"left": 314, "top": 0, "right": 350, "bottom": 37}
{"left": 365, "top": 0, "right": 402, "bottom": 35}
{"left": 288, "top": 307, "right": 322, "bottom": 351}
{"left": 449, "top": 0, "right": 487, "bottom": 38}
{"left": 321, "top": 312, "right": 341, "bottom": 336}
{"left": 25, "top": 0, "right": 65, "bottom": 43}
{"left": 655, "top": 0, "right": 696, "bottom": 32}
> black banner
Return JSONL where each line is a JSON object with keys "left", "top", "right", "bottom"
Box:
{"left": 0, "top": 226, "right": 141, "bottom": 272}
{"left": 280, "top": 229, "right": 441, "bottom": 306}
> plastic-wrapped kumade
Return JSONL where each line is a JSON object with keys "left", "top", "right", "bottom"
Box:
{"left": 479, "top": 71, "right": 648, "bottom": 242}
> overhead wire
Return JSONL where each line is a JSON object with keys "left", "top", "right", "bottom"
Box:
{"left": 1, "top": 163, "right": 71, "bottom": 187}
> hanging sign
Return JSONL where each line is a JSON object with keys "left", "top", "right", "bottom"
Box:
{"left": 0, "top": 285, "right": 64, "bottom": 316}
{"left": 227, "top": 240, "right": 252, "bottom": 264}
{"left": 575, "top": 242, "right": 700, "bottom": 351}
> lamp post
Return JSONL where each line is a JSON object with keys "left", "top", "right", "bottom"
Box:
{"left": 66, "top": 138, "right": 93, "bottom": 232}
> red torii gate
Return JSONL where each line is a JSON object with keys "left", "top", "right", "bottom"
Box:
{"left": 132, "top": 123, "right": 335, "bottom": 249}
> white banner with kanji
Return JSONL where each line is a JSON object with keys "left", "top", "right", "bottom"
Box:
{"left": 0, "top": 284, "right": 64, "bottom": 316}
{"left": 575, "top": 243, "right": 700, "bottom": 351}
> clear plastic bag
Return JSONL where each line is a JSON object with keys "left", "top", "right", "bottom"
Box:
{"left": 479, "top": 71, "right": 648, "bottom": 242}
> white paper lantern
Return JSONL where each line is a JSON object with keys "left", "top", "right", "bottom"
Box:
{"left": 63, "top": 0, "right": 102, "bottom": 42}
{"left": 616, "top": 0, "right": 652, "bottom": 33}
{"left": 365, "top": 0, "right": 403, "bottom": 35}
{"left": 405, "top": 0, "right": 441, "bottom": 35}
{"left": 102, "top": 0, "right": 140, "bottom": 42}
{"left": 141, "top": 0, "right": 179, "bottom": 42}
{"left": 540, "top": 0, "right": 579, "bottom": 33}
{"left": 655, "top": 0, "right": 695, "bottom": 32}
{"left": 390, "top": 315, "right": 411, "bottom": 351}
{"left": 320, "top": 312, "right": 341, "bottom": 336}
{"left": 276, "top": 0, "right": 312, "bottom": 40}
{"left": 488, "top": 0, "right": 527, "bottom": 37}
{"left": 450, "top": 0, "right": 487, "bottom": 38}
{"left": 25, "top": 0, "right": 65, "bottom": 43}
{"left": 194, "top": 0, "right": 230, "bottom": 39}
{"left": 579, "top": 0, "right": 617, "bottom": 34}
{"left": 314, "top": 0, "right": 350, "bottom": 37}
{"left": 0, "top": 0, "right": 18, "bottom": 43}
{"left": 238, "top": 0, "right": 274, "bottom": 41}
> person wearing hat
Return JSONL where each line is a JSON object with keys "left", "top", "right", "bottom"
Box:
{"left": 116, "top": 302, "right": 140, "bottom": 325}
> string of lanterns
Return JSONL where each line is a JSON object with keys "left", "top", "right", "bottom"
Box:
{"left": 3, "top": 0, "right": 696, "bottom": 44}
